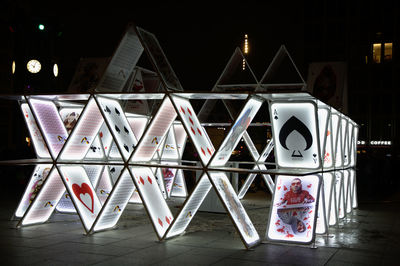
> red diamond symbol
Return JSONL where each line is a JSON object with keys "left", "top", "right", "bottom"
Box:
{"left": 140, "top": 176, "right": 144, "bottom": 185}
{"left": 158, "top": 218, "right": 163, "bottom": 227}
{"left": 201, "top": 147, "right": 206, "bottom": 155}
{"left": 180, "top": 106, "right": 185, "bottom": 114}
{"left": 197, "top": 128, "right": 202, "bottom": 136}
{"left": 191, "top": 127, "right": 196, "bottom": 135}
{"left": 187, "top": 108, "right": 192, "bottom": 116}
{"left": 147, "top": 176, "right": 152, "bottom": 184}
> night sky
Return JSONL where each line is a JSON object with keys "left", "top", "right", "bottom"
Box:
{"left": 4, "top": 1, "right": 306, "bottom": 91}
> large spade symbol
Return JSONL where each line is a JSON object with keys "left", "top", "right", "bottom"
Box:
{"left": 72, "top": 183, "right": 94, "bottom": 213}
{"left": 279, "top": 116, "right": 313, "bottom": 158}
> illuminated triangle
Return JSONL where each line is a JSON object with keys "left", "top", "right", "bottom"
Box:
{"left": 258, "top": 45, "right": 306, "bottom": 91}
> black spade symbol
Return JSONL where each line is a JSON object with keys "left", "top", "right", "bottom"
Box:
{"left": 274, "top": 116, "right": 278, "bottom": 120}
{"left": 115, "top": 108, "right": 120, "bottom": 116}
{"left": 279, "top": 116, "right": 313, "bottom": 151}
{"left": 105, "top": 106, "right": 111, "bottom": 114}
{"left": 90, "top": 146, "right": 96, "bottom": 152}
{"left": 110, "top": 167, "right": 115, "bottom": 173}
{"left": 124, "top": 144, "right": 129, "bottom": 152}
{"left": 115, "top": 125, "right": 120, "bottom": 133}
{"left": 124, "top": 126, "right": 129, "bottom": 134}
{"left": 313, "top": 153, "right": 317, "bottom": 157}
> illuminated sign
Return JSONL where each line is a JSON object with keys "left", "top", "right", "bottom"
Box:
{"left": 270, "top": 102, "right": 321, "bottom": 169}
{"left": 266, "top": 175, "right": 321, "bottom": 244}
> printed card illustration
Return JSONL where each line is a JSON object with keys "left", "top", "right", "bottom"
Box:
{"left": 267, "top": 175, "right": 320, "bottom": 244}
{"left": 211, "top": 97, "right": 262, "bottom": 166}
{"left": 97, "top": 97, "right": 138, "bottom": 160}
{"left": 131, "top": 98, "right": 176, "bottom": 162}
{"left": 130, "top": 167, "right": 173, "bottom": 238}
{"left": 271, "top": 102, "right": 320, "bottom": 169}
{"left": 59, "top": 166, "right": 101, "bottom": 230}
{"left": 15, "top": 165, "right": 52, "bottom": 217}
{"left": 28, "top": 98, "right": 69, "bottom": 158}
{"left": 171, "top": 96, "right": 214, "bottom": 164}
{"left": 59, "top": 99, "right": 104, "bottom": 160}
{"left": 21, "top": 103, "right": 50, "bottom": 158}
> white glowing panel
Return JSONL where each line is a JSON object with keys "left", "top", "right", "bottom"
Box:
{"left": 15, "top": 165, "right": 52, "bottom": 218}
{"left": 20, "top": 167, "right": 65, "bottom": 225}
{"left": 322, "top": 172, "right": 334, "bottom": 226}
{"left": 59, "top": 99, "right": 103, "bottom": 160}
{"left": 58, "top": 166, "right": 102, "bottom": 231}
{"left": 98, "top": 123, "right": 113, "bottom": 157}
{"left": 317, "top": 107, "right": 332, "bottom": 168}
{"left": 92, "top": 169, "right": 135, "bottom": 232}
{"left": 109, "top": 166, "right": 124, "bottom": 184}
{"left": 211, "top": 98, "right": 262, "bottom": 166}
{"left": 131, "top": 98, "right": 176, "bottom": 162}
{"left": 130, "top": 167, "right": 173, "bottom": 238}
{"left": 351, "top": 126, "right": 359, "bottom": 167}
{"left": 161, "top": 165, "right": 178, "bottom": 197}
{"left": 161, "top": 128, "right": 179, "bottom": 159}
{"left": 340, "top": 117, "right": 349, "bottom": 167}
{"left": 344, "top": 121, "right": 353, "bottom": 168}
{"left": 350, "top": 169, "right": 358, "bottom": 208}
{"left": 324, "top": 116, "right": 334, "bottom": 169}
{"left": 97, "top": 97, "right": 138, "bottom": 160}
{"left": 154, "top": 167, "right": 167, "bottom": 199}
{"left": 209, "top": 172, "right": 260, "bottom": 247}
{"left": 28, "top": 98, "right": 68, "bottom": 158}
{"left": 166, "top": 174, "right": 212, "bottom": 238}
{"left": 329, "top": 184, "right": 338, "bottom": 226}
{"left": 173, "top": 123, "right": 187, "bottom": 157}
{"left": 56, "top": 165, "right": 103, "bottom": 213}
{"left": 331, "top": 113, "right": 340, "bottom": 166}
{"left": 96, "top": 168, "right": 113, "bottom": 204}
{"left": 20, "top": 104, "right": 50, "bottom": 158}
{"left": 344, "top": 170, "right": 352, "bottom": 214}
{"left": 171, "top": 95, "right": 215, "bottom": 165}
{"left": 127, "top": 116, "right": 148, "bottom": 142}
{"left": 170, "top": 169, "right": 187, "bottom": 197}
{"left": 266, "top": 175, "right": 321, "bottom": 244}
{"left": 335, "top": 125, "right": 343, "bottom": 168}
{"left": 335, "top": 171, "right": 345, "bottom": 219}
{"left": 59, "top": 108, "right": 82, "bottom": 133}
{"left": 315, "top": 187, "right": 327, "bottom": 234}
{"left": 270, "top": 102, "right": 321, "bottom": 169}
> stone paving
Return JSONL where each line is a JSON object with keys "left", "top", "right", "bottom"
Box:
{"left": 1, "top": 189, "right": 400, "bottom": 265}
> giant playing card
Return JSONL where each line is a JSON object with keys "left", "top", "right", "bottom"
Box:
{"left": 130, "top": 167, "right": 173, "bottom": 238}
{"left": 58, "top": 166, "right": 102, "bottom": 231}
{"left": 270, "top": 102, "right": 321, "bottom": 169}
{"left": 170, "top": 95, "right": 215, "bottom": 165}
{"left": 266, "top": 175, "right": 321, "bottom": 244}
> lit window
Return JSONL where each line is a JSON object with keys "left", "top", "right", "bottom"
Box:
{"left": 372, "top": 43, "right": 381, "bottom": 63}
{"left": 384, "top": 42, "right": 392, "bottom": 61}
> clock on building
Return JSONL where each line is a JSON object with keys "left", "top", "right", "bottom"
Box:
{"left": 27, "top": 59, "right": 41, "bottom": 74}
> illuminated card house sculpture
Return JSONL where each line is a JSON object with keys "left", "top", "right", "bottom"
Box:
{"left": 4, "top": 26, "right": 360, "bottom": 250}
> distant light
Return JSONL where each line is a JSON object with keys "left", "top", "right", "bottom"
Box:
{"left": 242, "top": 34, "right": 249, "bottom": 70}
{"left": 53, "top": 63, "right": 59, "bottom": 77}
{"left": 38, "top": 24, "right": 45, "bottom": 31}
{"left": 12, "top": 60, "right": 15, "bottom": 74}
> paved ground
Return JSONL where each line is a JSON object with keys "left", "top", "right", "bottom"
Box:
{"left": 1, "top": 188, "right": 400, "bottom": 265}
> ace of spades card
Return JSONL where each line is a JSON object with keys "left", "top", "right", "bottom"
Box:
{"left": 270, "top": 102, "right": 321, "bottom": 169}
{"left": 97, "top": 97, "right": 138, "bottom": 160}
{"left": 171, "top": 96, "right": 215, "bottom": 165}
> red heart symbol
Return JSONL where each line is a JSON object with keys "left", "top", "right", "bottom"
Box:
{"left": 277, "top": 186, "right": 281, "bottom": 190}
{"left": 147, "top": 176, "right": 152, "bottom": 184}
{"left": 72, "top": 183, "right": 94, "bottom": 213}
{"left": 158, "top": 218, "right": 163, "bottom": 227}
{"left": 99, "top": 132, "right": 103, "bottom": 138}
{"left": 25, "top": 114, "right": 29, "bottom": 118}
